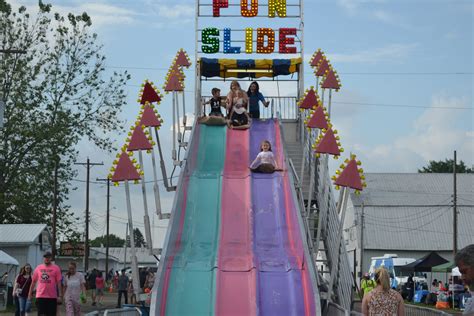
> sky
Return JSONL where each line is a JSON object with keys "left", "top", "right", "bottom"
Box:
{"left": 7, "top": 0, "right": 473, "bottom": 248}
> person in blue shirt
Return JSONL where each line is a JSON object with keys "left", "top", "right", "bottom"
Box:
{"left": 246, "top": 81, "right": 270, "bottom": 119}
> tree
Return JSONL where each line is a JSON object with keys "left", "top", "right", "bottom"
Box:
{"left": 418, "top": 159, "right": 473, "bottom": 173}
{"left": 0, "top": 1, "right": 129, "bottom": 239}
{"left": 126, "top": 228, "right": 147, "bottom": 248}
{"left": 90, "top": 234, "right": 126, "bottom": 247}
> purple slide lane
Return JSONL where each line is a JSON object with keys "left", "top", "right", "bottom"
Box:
{"left": 276, "top": 121, "right": 316, "bottom": 315}
{"left": 250, "top": 119, "right": 306, "bottom": 315}
{"left": 216, "top": 128, "right": 257, "bottom": 316}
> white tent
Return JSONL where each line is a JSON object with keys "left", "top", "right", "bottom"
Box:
{"left": 452, "top": 267, "right": 462, "bottom": 277}
{"left": 0, "top": 250, "right": 19, "bottom": 266}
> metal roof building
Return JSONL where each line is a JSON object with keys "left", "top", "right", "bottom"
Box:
{"left": 342, "top": 173, "right": 474, "bottom": 284}
{"left": 0, "top": 224, "right": 51, "bottom": 268}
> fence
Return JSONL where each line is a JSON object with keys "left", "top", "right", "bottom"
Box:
{"left": 405, "top": 305, "right": 450, "bottom": 316}
{"left": 200, "top": 96, "right": 298, "bottom": 120}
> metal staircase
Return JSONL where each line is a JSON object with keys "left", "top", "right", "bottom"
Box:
{"left": 281, "top": 117, "right": 354, "bottom": 313}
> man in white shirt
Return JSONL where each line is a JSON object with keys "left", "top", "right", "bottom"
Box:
{"left": 456, "top": 244, "right": 474, "bottom": 315}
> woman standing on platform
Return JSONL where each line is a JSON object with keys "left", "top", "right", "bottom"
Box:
{"left": 247, "top": 81, "right": 270, "bottom": 119}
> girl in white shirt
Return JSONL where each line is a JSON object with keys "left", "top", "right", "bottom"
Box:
{"left": 250, "top": 140, "right": 283, "bottom": 173}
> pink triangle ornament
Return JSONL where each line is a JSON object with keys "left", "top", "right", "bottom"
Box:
{"left": 127, "top": 125, "right": 153, "bottom": 151}
{"left": 111, "top": 152, "right": 141, "bottom": 182}
{"left": 334, "top": 159, "right": 363, "bottom": 190}
{"left": 140, "top": 104, "right": 162, "bottom": 127}
{"left": 307, "top": 106, "right": 329, "bottom": 130}
{"left": 315, "top": 128, "right": 340, "bottom": 156}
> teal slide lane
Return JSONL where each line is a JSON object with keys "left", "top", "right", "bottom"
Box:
{"left": 164, "top": 125, "right": 227, "bottom": 316}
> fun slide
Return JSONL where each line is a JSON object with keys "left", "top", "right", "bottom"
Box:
{"left": 152, "top": 119, "right": 318, "bottom": 315}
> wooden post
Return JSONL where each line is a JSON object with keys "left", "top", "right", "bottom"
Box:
{"left": 124, "top": 180, "right": 140, "bottom": 296}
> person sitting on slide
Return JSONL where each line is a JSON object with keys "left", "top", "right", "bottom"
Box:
{"left": 199, "top": 88, "right": 227, "bottom": 125}
{"left": 226, "top": 81, "right": 250, "bottom": 129}
{"left": 249, "top": 140, "right": 283, "bottom": 173}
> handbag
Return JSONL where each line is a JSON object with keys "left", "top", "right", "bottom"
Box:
{"left": 15, "top": 275, "right": 29, "bottom": 296}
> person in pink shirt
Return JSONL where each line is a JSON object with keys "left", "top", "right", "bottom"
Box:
{"left": 28, "top": 251, "right": 63, "bottom": 316}
{"left": 95, "top": 271, "right": 105, "bottom": 305}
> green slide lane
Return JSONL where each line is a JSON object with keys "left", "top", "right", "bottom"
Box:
{"left": 165, "top": 125, "right": 226, "bottom": 316}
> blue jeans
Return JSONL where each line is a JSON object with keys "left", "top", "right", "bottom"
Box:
{"left": 18, "top": 296, "right": 31, "bottom": 315}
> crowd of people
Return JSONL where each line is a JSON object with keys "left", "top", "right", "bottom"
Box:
{"left": 200, "top": 80, "right": 269, "bottom": 129}
{"left": 9, "top": 251, "right": 156, "bottom": 315}
{"left": 200, "top": 81, "right": 283, "bottom": 174}
{"left": 360, "top": 244, "right": 474, "bottom": 316}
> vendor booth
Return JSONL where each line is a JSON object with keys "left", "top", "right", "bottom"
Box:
{"left": 0, "top": 250, "right": 19, "bottom": 311}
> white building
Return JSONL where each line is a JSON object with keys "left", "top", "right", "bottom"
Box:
{"left": 343, "top": 173, "right": 474, "bottom": 286}
{"left": 0, "top": 224, "right": 51, "bottom": 268}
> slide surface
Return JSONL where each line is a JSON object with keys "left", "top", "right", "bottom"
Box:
{"left": 154, "top": 120, "right": 316, "bottom": 316}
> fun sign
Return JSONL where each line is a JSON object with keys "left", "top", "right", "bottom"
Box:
{"left": 202, "top": 0, "right": 297, "bottom": 54}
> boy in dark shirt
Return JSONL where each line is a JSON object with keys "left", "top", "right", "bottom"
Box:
{"left": 203, "top": 88, "right": 225, "bottom": 117}
{"left": 199, "top": 88, "right": 227, "bottom": 125}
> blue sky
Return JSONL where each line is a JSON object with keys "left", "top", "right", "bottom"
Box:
{"left": 9, "top": 0, "right": 473, "bottom": 245}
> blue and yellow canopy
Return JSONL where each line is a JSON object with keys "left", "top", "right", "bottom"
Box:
{"left": 200, "top": 57, "right": 302, "bottom": 78}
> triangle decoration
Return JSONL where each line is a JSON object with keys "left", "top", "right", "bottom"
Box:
{"left": 314, "top": 128, "right": 342, "bottom": 157}
{"left": 167, "top": 63, "right": 185, "bottom": 82}
{"left": 333, "top": 156, "right": 366, "bottom": 191}
{"left": 175, "top": 49, "right": 191, "bottom": 68}
{"left": 321, "top": 69, "right": 341, "bottom": 91}
{"left": 164, "top": 73, "right": 184, "bottom": 92}
{"left": 140, "top": 104, "right": 162, "bottom": 128}
{"left": 298, "top": 87, "right": 319, "bottom": 110}
{"left": 315, "top": 58, "right": 330, "bottom": 77}
{"left": 139, "top": 81, "right": 162, "bottom": 105}
{"left": 127, "top": 125, "right": 153, "bottom": 151}
{"left": 110, "top": 152, "right": 141, "bottom": 182}
{"left": 306, "top": 106, "right": 329, "bottom": 130}
{"left": 310, "top": 49, "right": 324, "bottom": 68}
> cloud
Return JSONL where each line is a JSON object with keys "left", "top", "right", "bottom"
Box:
{"left": 328, "top": 43, "right": 418, "bottom": 64}
{"left": 372, "top": 9, "right": 392, "bottom": 23}
{"left": 358, "top": 95, "right": 474, "bottom": 172}
{"left": 337, "top": 0, "right": 387, "bottom": 15}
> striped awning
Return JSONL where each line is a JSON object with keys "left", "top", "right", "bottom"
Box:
{"left": 200, "top": 57, "right": 302, "bottom": 78}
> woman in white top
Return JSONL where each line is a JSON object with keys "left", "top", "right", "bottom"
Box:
{"left": 63, "top": 261, "right": 86, "bottom": 316}
{"left": 250, "top": 140, "right": 283, "bottom": 173}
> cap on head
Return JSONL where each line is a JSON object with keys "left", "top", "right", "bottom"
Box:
{"left": 43, "top": 251, "right": 53, "bottom": 258}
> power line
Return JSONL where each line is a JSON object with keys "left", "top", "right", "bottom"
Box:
{"left": 102, "top": 65, "right": 473, "bottom": 76}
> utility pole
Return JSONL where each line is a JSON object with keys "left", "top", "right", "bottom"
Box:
{"left": 360, "top": 203, "right": 365, "bottom": 281}
{"left": 97, "top": 177, "right": 110, "bottom": 277}
{"left": 453, "top": 150, "right": 457, "bottom": 258}
{"left": 74, "top": 158, "right": 103, "bottom": 272}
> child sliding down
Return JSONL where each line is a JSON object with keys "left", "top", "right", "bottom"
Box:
{"left": 250, "top": 140, "right": 283, "bottom": 173}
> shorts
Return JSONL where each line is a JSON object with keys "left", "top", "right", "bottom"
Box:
{"left": 230, "top": 111, "right": 248, "bottom": 126}
{"left": 249, "top": 110, "right": 260, "bottom": 119}
{"left": 251, "top": 163, "right": 275, "bottom": 173}
{"left": 36, "top": 297, "right": 57, "bottom": 316}
{"left": 96, "top": 288, "right": 104, "bottom": 296}
{"left": 209, "top": 111, "right": 223, "bottom": 117}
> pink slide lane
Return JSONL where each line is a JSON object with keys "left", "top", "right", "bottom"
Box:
{"left": 216, "top": 128, "right": 257, "bottom": 316}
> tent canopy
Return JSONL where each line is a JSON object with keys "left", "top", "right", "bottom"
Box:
{"left": 200, "top": 57, "right": 302, "bottom": 79}
{"left": 401, "top": 251, "right": 448, "bottom": 272}
{"left": 0, "top": 250, "right": 19, "bottom": 266}
{"left": 431, "top": 261, "right": 456, "bottom": 273}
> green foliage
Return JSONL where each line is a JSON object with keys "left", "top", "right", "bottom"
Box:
{"left": 126, "top": 228, "right": 147, "bottom": 248}
{"left": 90, "top": 234, "right": 126, "bottom": 247}
{"left": 0, "top": 1, "right": 130, "bottom": 240}
{"left": 418, "top": 159, "right": 473, "bottom": 173}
